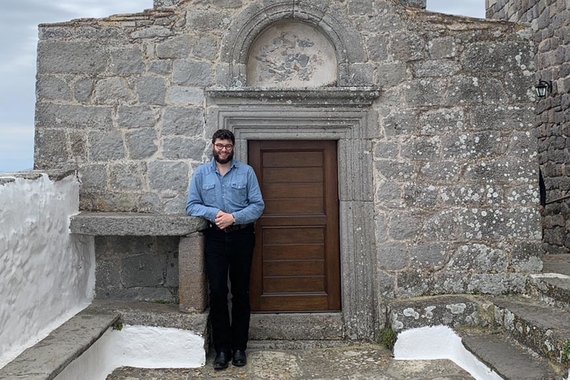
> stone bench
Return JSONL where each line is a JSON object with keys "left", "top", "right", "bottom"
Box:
{"left": 70, "top": 212, "right": 208, "bottom": 313}
{"left": 0, "top": 307, "right": 119, "bottom": 380}
{"left": 0, "top": 301, "right": 209, "bottom": 380}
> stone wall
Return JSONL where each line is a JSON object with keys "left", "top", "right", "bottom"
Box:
{"left": 34, "top": 0, "right": 542, "bottom": 303}
{"left": 95, "top": 236, "right": 179, "bottom": 302}
{"left": 487, "top": 0, "right": 570, "bottom": 254}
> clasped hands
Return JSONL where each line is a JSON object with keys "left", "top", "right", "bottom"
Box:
{"left": 215, "top": 211, "right": 235, "bottom": 229}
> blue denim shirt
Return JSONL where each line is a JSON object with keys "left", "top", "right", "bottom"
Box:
{"left": 186, "top": 159, "right": 265, "bottom": 225}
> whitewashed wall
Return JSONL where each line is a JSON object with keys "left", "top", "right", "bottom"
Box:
{"left": 0, "top": 173, "right": 95, "bottom": 368}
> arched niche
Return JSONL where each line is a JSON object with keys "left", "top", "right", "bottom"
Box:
{"left": 217, "top": 0, "right": 367, "bottom": 88}
{"left": 247, "top": 21, "right": 337, "bottom": 88}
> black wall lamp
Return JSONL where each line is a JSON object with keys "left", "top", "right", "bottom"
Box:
{"left": 535, "top": 80, "right": 552, "bottom": 98}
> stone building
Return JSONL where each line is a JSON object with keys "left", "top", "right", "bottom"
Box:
{"left": 34, "top": 0, "right": 543, "bottom": 340}
{"left": 487, "top": 0, "right": 570, "bottom": 255}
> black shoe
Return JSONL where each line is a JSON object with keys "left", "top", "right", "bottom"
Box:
{"left": 232, "top": 349, "right": 247, "bottom": 367}
{"left": 213, "top": 350, "right": 231, "bottom": 370}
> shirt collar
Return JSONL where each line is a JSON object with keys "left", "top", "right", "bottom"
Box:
{"left": 209, "top": 158, "right": 237, "bottom": 172}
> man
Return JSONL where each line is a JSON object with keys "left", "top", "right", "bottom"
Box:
{"left": 186, "top": 129, "right": 265, "bottom": 370}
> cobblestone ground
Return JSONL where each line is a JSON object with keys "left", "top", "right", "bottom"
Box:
{"left": 106, "top": 344, "right": 474, "bottom": 379}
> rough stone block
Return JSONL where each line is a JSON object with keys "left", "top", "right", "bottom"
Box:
{"left": 125, "top": 129, "right": 159, "bottom": 159}
{"left": 136, "top": 76, "right": 167, "bottom": 106}
{"left": 388, "top": 295, "right": 481, "bottom": 332}
{"left": 156, "top": 35, "right": 193, "bottom": 59}
{"left": 34, "top": 129, "right": 69, "bottom": 169}
{"left": 166, "top": 86, "right": 205, "bottom": 105}
{"left": 37, "top": 41, "right": 108, "bottom": 74}
{"left": 172, "top": 60, "right": 213, "bottom": 87}
{"left": 35, "top": 103, "right": 113, "bottom": 130}
{"left": 163, "top": 138, "right": 205, "bottom": 160}
{"left": 88, "top": 131, "right": 125, "bottom": 161}
{"left": 109, "top": 162, "right": 145, "bottom": 191}
{"left": 122, "top": 254, "right": 167, "bottom": 287}
{"left": 110, "top": 46, "right": 144, "bottom": 74}
{"left": 162, "top": 107, "right": 204, "bottom": 136}
{"left": 179, "top": 233, "right": 207, "bottom": 313}
{"left": 148, "top": 161, "right": 189, "bottom": 192}
{"left": 377, "top": 242, "right": 408, "bottom": 270}
{"left": 117, "top": 106, "right": 157, "bottom": 128}
{"left": 36, "top": 76, "right": 71, "bottom": 100}
{"left": 94, "top": 77, "right": 134, "bottom": 105}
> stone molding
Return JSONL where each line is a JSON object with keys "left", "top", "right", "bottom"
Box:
{"left": 206, "top": 87, "right": 380, "bottom": 106}
{"left": 206, "top": 90, "right": 380, "bottom": 339}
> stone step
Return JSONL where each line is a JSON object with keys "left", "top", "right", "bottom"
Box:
{"left": 0, "top": 307, "right": 119, "bottom": 380}
{"left": 491, "top": 295, "right": 570, "bottom": 365}
{"left": 106, "top": 343, "right": 476, "bottom": 380}
{"left": 386, "top": 294, "right": 490, "bottom": 333}
{"left": 249, "top": 312, "right": 344, "bottom": 341}
{"left": 458, "top": 328, "right": 567, "bottom": 380}
{"left": 527, "top": 254, "right": 570, "bottom": 312}
{"left": 0, "top": 301, "right": 208, "bottom": 380}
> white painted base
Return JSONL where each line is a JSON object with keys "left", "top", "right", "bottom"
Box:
{"left": 54, "top": 325, "right": 206, "bottom": 380}
{"left": 393, "top": 325, "right": 502, "bottom": 380}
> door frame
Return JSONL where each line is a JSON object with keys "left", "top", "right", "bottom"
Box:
{"left": 206, "top": 90, "right": 380, "bottom": 340}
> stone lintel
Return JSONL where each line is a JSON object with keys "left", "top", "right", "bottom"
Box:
{"left": 206, "top": 87, "right": 380, "bottom": 106}
{"left": 70, "top": 212, "right": 207, "bottom": 236}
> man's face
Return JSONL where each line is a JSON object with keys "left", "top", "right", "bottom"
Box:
{"left": 212, "top": 138, "right": 234, "bottom": 164}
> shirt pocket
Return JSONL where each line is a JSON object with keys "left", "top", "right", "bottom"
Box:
{"left": 202, "top": 183, "right": 216, "bottom": 204}
{"left": 231, "top": 180, "right": 247, "bottom": 204}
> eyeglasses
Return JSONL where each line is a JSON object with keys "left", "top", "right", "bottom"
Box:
{"left": 214, "top": 143, "right": 234, "bottom": 150}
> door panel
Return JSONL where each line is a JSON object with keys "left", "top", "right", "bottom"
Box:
{"left": 249, "top": 140, "right": 340, "bottom": 312}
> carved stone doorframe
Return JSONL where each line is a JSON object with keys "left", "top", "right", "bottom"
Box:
{"left": 206, "top": 89, "right": 380, "bottom": 339}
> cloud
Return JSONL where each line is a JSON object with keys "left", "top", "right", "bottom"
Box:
{"left": 0, "top": 0, "right": 152, "bottom": 172}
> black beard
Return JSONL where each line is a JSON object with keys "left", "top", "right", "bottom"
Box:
{"left": 213, "top": 149, "right": 233, "bottom": 164}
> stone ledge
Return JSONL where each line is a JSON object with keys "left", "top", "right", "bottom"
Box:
{"left": 0, "top": 301, "right": 209, "bottom": 380}
{"left": 0, "top": 169, "right": 76, "bottom": 182}
{"left": 87, "top": 300, "right": 208, "bottom": 334}
{"left": 69, "top": 212, "right": 207, "bottom": 236}
{"left": 0, "top": 307, "right": 119, "bottom": 380}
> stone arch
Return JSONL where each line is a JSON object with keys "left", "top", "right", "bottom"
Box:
{"left": 218, "top": 0, "right": 367, "bottom": 87}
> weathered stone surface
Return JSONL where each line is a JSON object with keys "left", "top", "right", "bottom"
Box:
{"left": 135, "top": 76, "right": 167, "bottom": 106}
{"left": 178, "top": 234, "right": 207, "bottom": 313}
{"left": 125, "top": 129, "right": 159, "bottom": 159}
{"left": 172, "top": 60, "right": 213, "bottom": 87}
{"left": 148, "top": 161, "right": 189, "bottom": 192}
{"left": 35, "top": 103, "right": 113, "bottom": 130}
{"left": 162, "top": 107, "right": 204, "bottom": 135}
{"left": 70, "top": 212, "right": 206, "bottom": 236}
{"left": 110, "top": 46, "right": 145, "bottom": 74}
{"left": 388, "top": 295, "right": 482, "bottom": 332}
{"left": 88, "top": 131, "right": 125, "bottom": 161}
{"left": 37, "top": 41, "right": 108, "bottom": 74}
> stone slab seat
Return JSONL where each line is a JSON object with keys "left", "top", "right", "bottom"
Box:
{"left": 70, "top": 212, "right": 209, "bottom": 314}
{"left": 0, "top": 307, "right": 119, "bottom": 380}
{"left": 69, "top": 212, "right": 207, "bottom": 236}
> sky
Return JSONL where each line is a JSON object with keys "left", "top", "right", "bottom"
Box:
{"left": 0, "top": 0, "right": 485, "bottom": 174}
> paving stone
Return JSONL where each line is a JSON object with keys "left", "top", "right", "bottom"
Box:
{"left": 106, "top": 344, "right": 475, "bottom": 380}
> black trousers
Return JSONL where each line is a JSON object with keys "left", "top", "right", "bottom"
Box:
{"left": 203, "top": 225, "right": 255, "bottom": 353}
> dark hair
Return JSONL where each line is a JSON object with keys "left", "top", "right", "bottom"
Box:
{"left": 212, "top": 129, "right": 235, "bottom": 145}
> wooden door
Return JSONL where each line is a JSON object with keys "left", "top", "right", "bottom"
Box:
{"left": 248, "top": 140, "right": 340, "bottom": 312}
